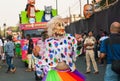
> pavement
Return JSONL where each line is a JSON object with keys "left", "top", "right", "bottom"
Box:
{"left": 0, "top": 55, "right": 106, "bottom": 81}
{"left": 76, "top": 55, "right": 106, "bottom": 81}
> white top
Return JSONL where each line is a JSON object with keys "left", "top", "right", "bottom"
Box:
{"left": 0, "top": 39, "right": 3, "bottom": 46}
{"left": 99, "top": 36, "right": 109, "bottom": 41}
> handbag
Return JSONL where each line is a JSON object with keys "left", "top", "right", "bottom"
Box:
{"left": 109, "top": 38, "right": 120, "bottom": 74}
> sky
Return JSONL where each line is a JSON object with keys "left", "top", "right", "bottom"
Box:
{"left": 0, "top": 0, "right": 92, "bottom": 27}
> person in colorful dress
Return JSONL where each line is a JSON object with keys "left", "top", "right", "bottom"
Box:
{"left": 35, "top": 16, "right": 85, "bottom": 81}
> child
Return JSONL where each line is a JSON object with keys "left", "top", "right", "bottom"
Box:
{"left": 32, "top": 45, "right": 44, "bottom": 81}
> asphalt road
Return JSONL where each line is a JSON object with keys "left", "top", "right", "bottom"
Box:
{"left": 0, "top": 55, "right": 106, "bottom": 81}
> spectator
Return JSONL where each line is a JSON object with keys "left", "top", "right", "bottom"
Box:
{"left": 84, "top": 31, "right": 99, "bottom": 74}
{"left": 100, "top": 22, "right": 120, "bottom": 81}
{"left": 25, "top": 34, "right": 34, "bottom": 72}
{"left": 5, "top": 35, "right": 16, "bottom": 73}
{"left": 0, "top": 36, "right": 3, "bottom": 58}
{"left": 0, "top": 35, "right": 3, "bottom": 68}
{"left": 75, "top": 33, "right": 84, "bottom": 55}
{"left": 98, "top": 31, "right": 109, "bottom": 66}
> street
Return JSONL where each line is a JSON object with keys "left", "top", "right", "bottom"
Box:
{"left": 0, "top": 55, "right": 105, "bottom": 81}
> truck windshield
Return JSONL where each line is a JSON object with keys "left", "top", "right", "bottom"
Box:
{"left": 24, "top": 29, "right": 45, "bottom": 38}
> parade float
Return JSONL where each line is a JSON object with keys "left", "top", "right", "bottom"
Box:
{"left": 19, "top": 0, "right": 57, "bottom": 65}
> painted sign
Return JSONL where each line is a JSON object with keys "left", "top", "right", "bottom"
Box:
{"left": 20, "top": 22, "right": 47, "bottom": 30}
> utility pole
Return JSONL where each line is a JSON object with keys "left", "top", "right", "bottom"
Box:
{"left": 92, "top": 0, "right": 95, "bottom": 11}
{"left": 79, "top": 0, "right": 82, "bottom": 17}
{"left": 3, "top": 23, "right": 6, "bottom": 37}
{"left": 69, "top": 7, "right": 71, "bottom": 23}
{"left": 56, "top": 0, "right": 58, "bottom": 15}
{"left": 87, "top": 0, "right": 89, "bottom": 4}
{"left": 106, "top": 0, "right": 108, "bottom": 7}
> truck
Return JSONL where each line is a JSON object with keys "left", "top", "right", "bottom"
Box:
{"left": 19, "top": 1, "right": 57, "bottom": 65}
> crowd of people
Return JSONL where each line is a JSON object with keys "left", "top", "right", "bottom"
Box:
{"left": 0, "top": 16, "right": 120, "bottom": 81}
{"left": 74, "top": 21, "right": 120, "bottom": 81}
